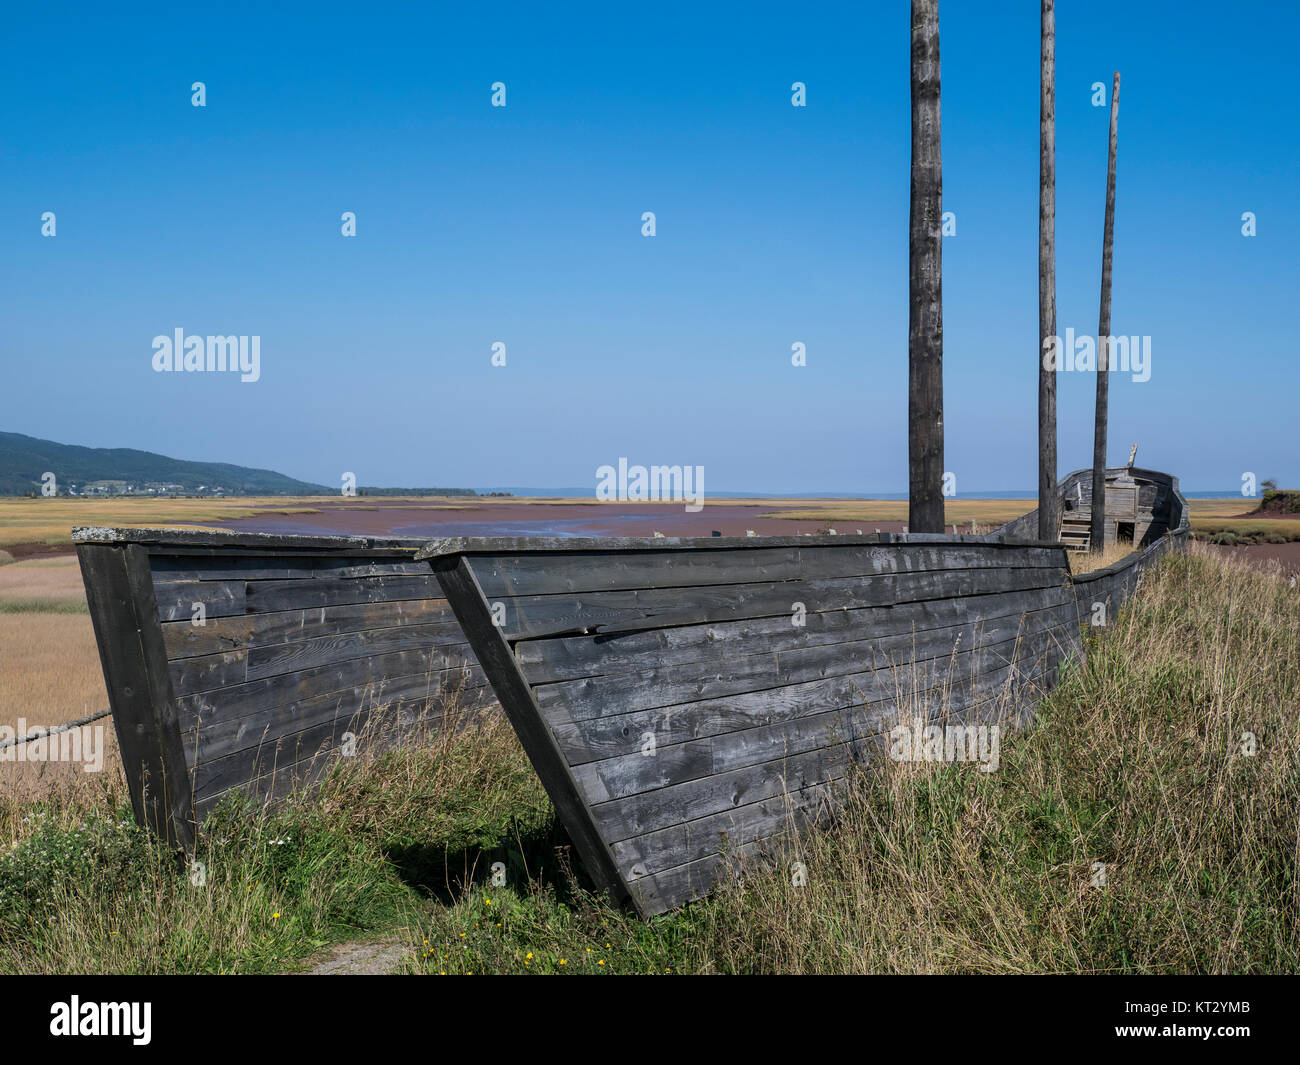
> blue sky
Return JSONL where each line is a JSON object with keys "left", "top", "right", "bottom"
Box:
{"left": 1, "top": 1, "right": 1295, "bottom": 493}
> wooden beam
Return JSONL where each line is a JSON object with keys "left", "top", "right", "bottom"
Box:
{"left": 1091, "top": 71, "right": 1121, "bottom": 552}
{"left": 1037, "top": 0, "right": 1059, "bottom": 541}
{"left": 909, "top": 0, "right": 944, "bottom": 534}
{"left": 428, "top": 554, "right": 633, "bottom": 913}
{"left": 77, "top": 543, "right": 195, "bottom": 850}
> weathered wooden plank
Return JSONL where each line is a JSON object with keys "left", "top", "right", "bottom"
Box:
{"left": 169, "top": 649, "right": 249, "bottom": 697}
{"left": 615, "top": 781, "right": 839, "bottom": 883}
{"left": 517, "top": 582, "right": 1077, "bottom": 684}
{"left": 575, "top": 637, "right": 1053, "bottom": 832}
{"left": 191, "top": 688, "right": 489, "bottom": 817}
{"left": 628, "top": 835, "right": 767, "bottom": 916}
{"left": 154, "top": 579, "right": 247, "bottom": 621}
{"left": 585, "top": 652, "right": 1050, "bottom": 853}
{"left": 246, "top": 573, "right": 445, "bottom": 612}
{"left": 417, "top": 534, "right": 1069, "bottom": 558}
{"left": 490, "top": 564, "right": 1063, "bottom": 641}
{"left": 186, "top": 665, "right": 490, "bottom": 769}
{"left": 142, "top": 541, "right": 492, "bottom": 818}
{"left": 161, "top": 597, "right": 458, "bottom": 659}
{"left": 429, "top": 554, "right": 632, "bottom": 909}
{"left": 194, "top": 713, "right": 362, "bottom": 801}
{"left": 191, "top": 693, "right": 476, "bottom": 801}
{"left": 605, "top": 653, "right": 1061, "bottom": 897}
{"left": 311, "top": 559, "right": 429, "bottom": 579}
{"left": 575, "top": 703, "right": 869, "bottom": 812}
{"left": 588, "top": 742, "right": 854, "bottom": 841}
{"left": 245, "top": 621, "right": 467, "bottom": 681}
{"left": 150, "top": 553, "right": 428, "bottom": 584}
{"left": 469, "top": 543, "right": 1064, "bottom": 598}
{"left": 77, "top": 543, "right": 195, "bottom": 850}
{"left": 535, "top": 599, "right": 1072, "bottom": 721}
{"left": 76, "top": 526, "right": 425, "bottom": 552}
{"left": 150, "top": 556, "right": 316, "bottom": 583}
{"left": 546, "top": 619, "right": 1074, "bottom": 766}
{"left": 175, "top": 646, "right": 482, "bottom": 733}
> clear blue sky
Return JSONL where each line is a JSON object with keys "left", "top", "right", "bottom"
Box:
{"left": 2, "top": 1, "right": 1295, "bottom": 493}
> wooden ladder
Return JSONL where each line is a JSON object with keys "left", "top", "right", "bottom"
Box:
{"left": 1059, "top": 515, "right": 1091, "bottom": 552}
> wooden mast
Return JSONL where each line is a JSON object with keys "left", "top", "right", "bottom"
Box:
{"left": 909, "top": 0, "right": 944, "bottom": 534}
{"left": 1091, "top": 71, "right": 1121, "bottom": 552}
{"left": 1037, "top": 0, "right": 1059, "bottom": 541}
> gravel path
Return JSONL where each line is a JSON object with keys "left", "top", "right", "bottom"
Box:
{"left": 301, "top": 937, "right": 410, "bottom": 975}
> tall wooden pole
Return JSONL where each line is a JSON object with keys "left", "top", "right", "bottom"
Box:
{"left": 909, "top": 0, "right": 944, "bottom": 534}
{"left": 1036, "top": 0, "right": 1058, "bottom": 541}
{"left": 1090, "top": 72, "right": 1121, "bottom": 552}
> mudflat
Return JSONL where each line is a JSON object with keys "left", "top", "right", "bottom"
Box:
{"left": 1207, "top": 541, "right": 1300, "bottom": 576}
{"left": 191, "top": 498, "right": 914, "bottom": 539}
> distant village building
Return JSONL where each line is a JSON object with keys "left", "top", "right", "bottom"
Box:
{"left": 83, "top": 480, "right": 132, "bottom": 495}
{"left": 66, "top": 479, "right": 227, "bottom": 497}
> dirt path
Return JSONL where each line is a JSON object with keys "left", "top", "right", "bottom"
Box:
{"left": 300, "top": 936, "right": 411, "bottom": 975}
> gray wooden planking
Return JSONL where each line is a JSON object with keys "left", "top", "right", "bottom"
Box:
{"left": 559, "top": 638, "right": 1067, "bottom": 860}
{"left": 76, "top": 530, "right": 496, "bottom": 832}
{"left": 190, "top": 686, "right": 488, "bottom": 804}
{"left": 568, "top": 632, "right": 1059, "bottom": 814}
{"left": 173, "top": 644, "right": 478, "bottom": 729}
{"left": 245, "top": 573, "right": 446, "bottom": 613}
{"left": 577, "top": 629, "right": 1067, "bottom": 877}
{"left": 426, "top": 478, "right": 1187, "bottom": 917}
{"left": 184, "top": 663, "right": 488, "bottom": 768}
{"left": 160, "top": 598, "right": 458, "bottom": 658}
{"left": 532, "top": 598, "right": 1075, "bottom": 723}
{"left": 467, "top": 542, "right": 1064, "bottom": 598}
{"left": 489, "top": 563, "right": 1063, "bottom": 641}
{"left": 542, "top": 618, "right": 1074, "bottom": 767}
{"left": 516, "top": 581, "right": 1078, "bottom": 684}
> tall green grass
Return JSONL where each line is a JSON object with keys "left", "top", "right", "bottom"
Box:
{"left": 0, "top": 710, "right": 551, "bottom": 974}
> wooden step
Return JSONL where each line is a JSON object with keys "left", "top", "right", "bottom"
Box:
{"left": 1059, "top": 517, "right": 1091, "bottom": 552}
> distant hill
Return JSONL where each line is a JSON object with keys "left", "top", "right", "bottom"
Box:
{"left": 0, "top": 431, "right": 332, "bottom": 496}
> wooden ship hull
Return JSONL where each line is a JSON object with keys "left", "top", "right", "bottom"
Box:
{"left": 418, "top": 466, "right": 1188, "bottom": 915}
{"left": 75, "top": 466, "right": 1186, "bottom": 913}
{"left": 73, "top": 528, "right": 495, "bottom": 849}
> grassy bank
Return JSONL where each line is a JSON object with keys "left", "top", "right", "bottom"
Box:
{"left": 0, "top": 496, "right": 336, "bottom": 551}
{"left": 1187, "top": 495, "right": 1300, "bottom": 545}
{"left": 1190, "top": 521, "right": 1300, "bottom": 546}
{"left": 2, "top": 544, "right": 1297, "bottom": 974}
